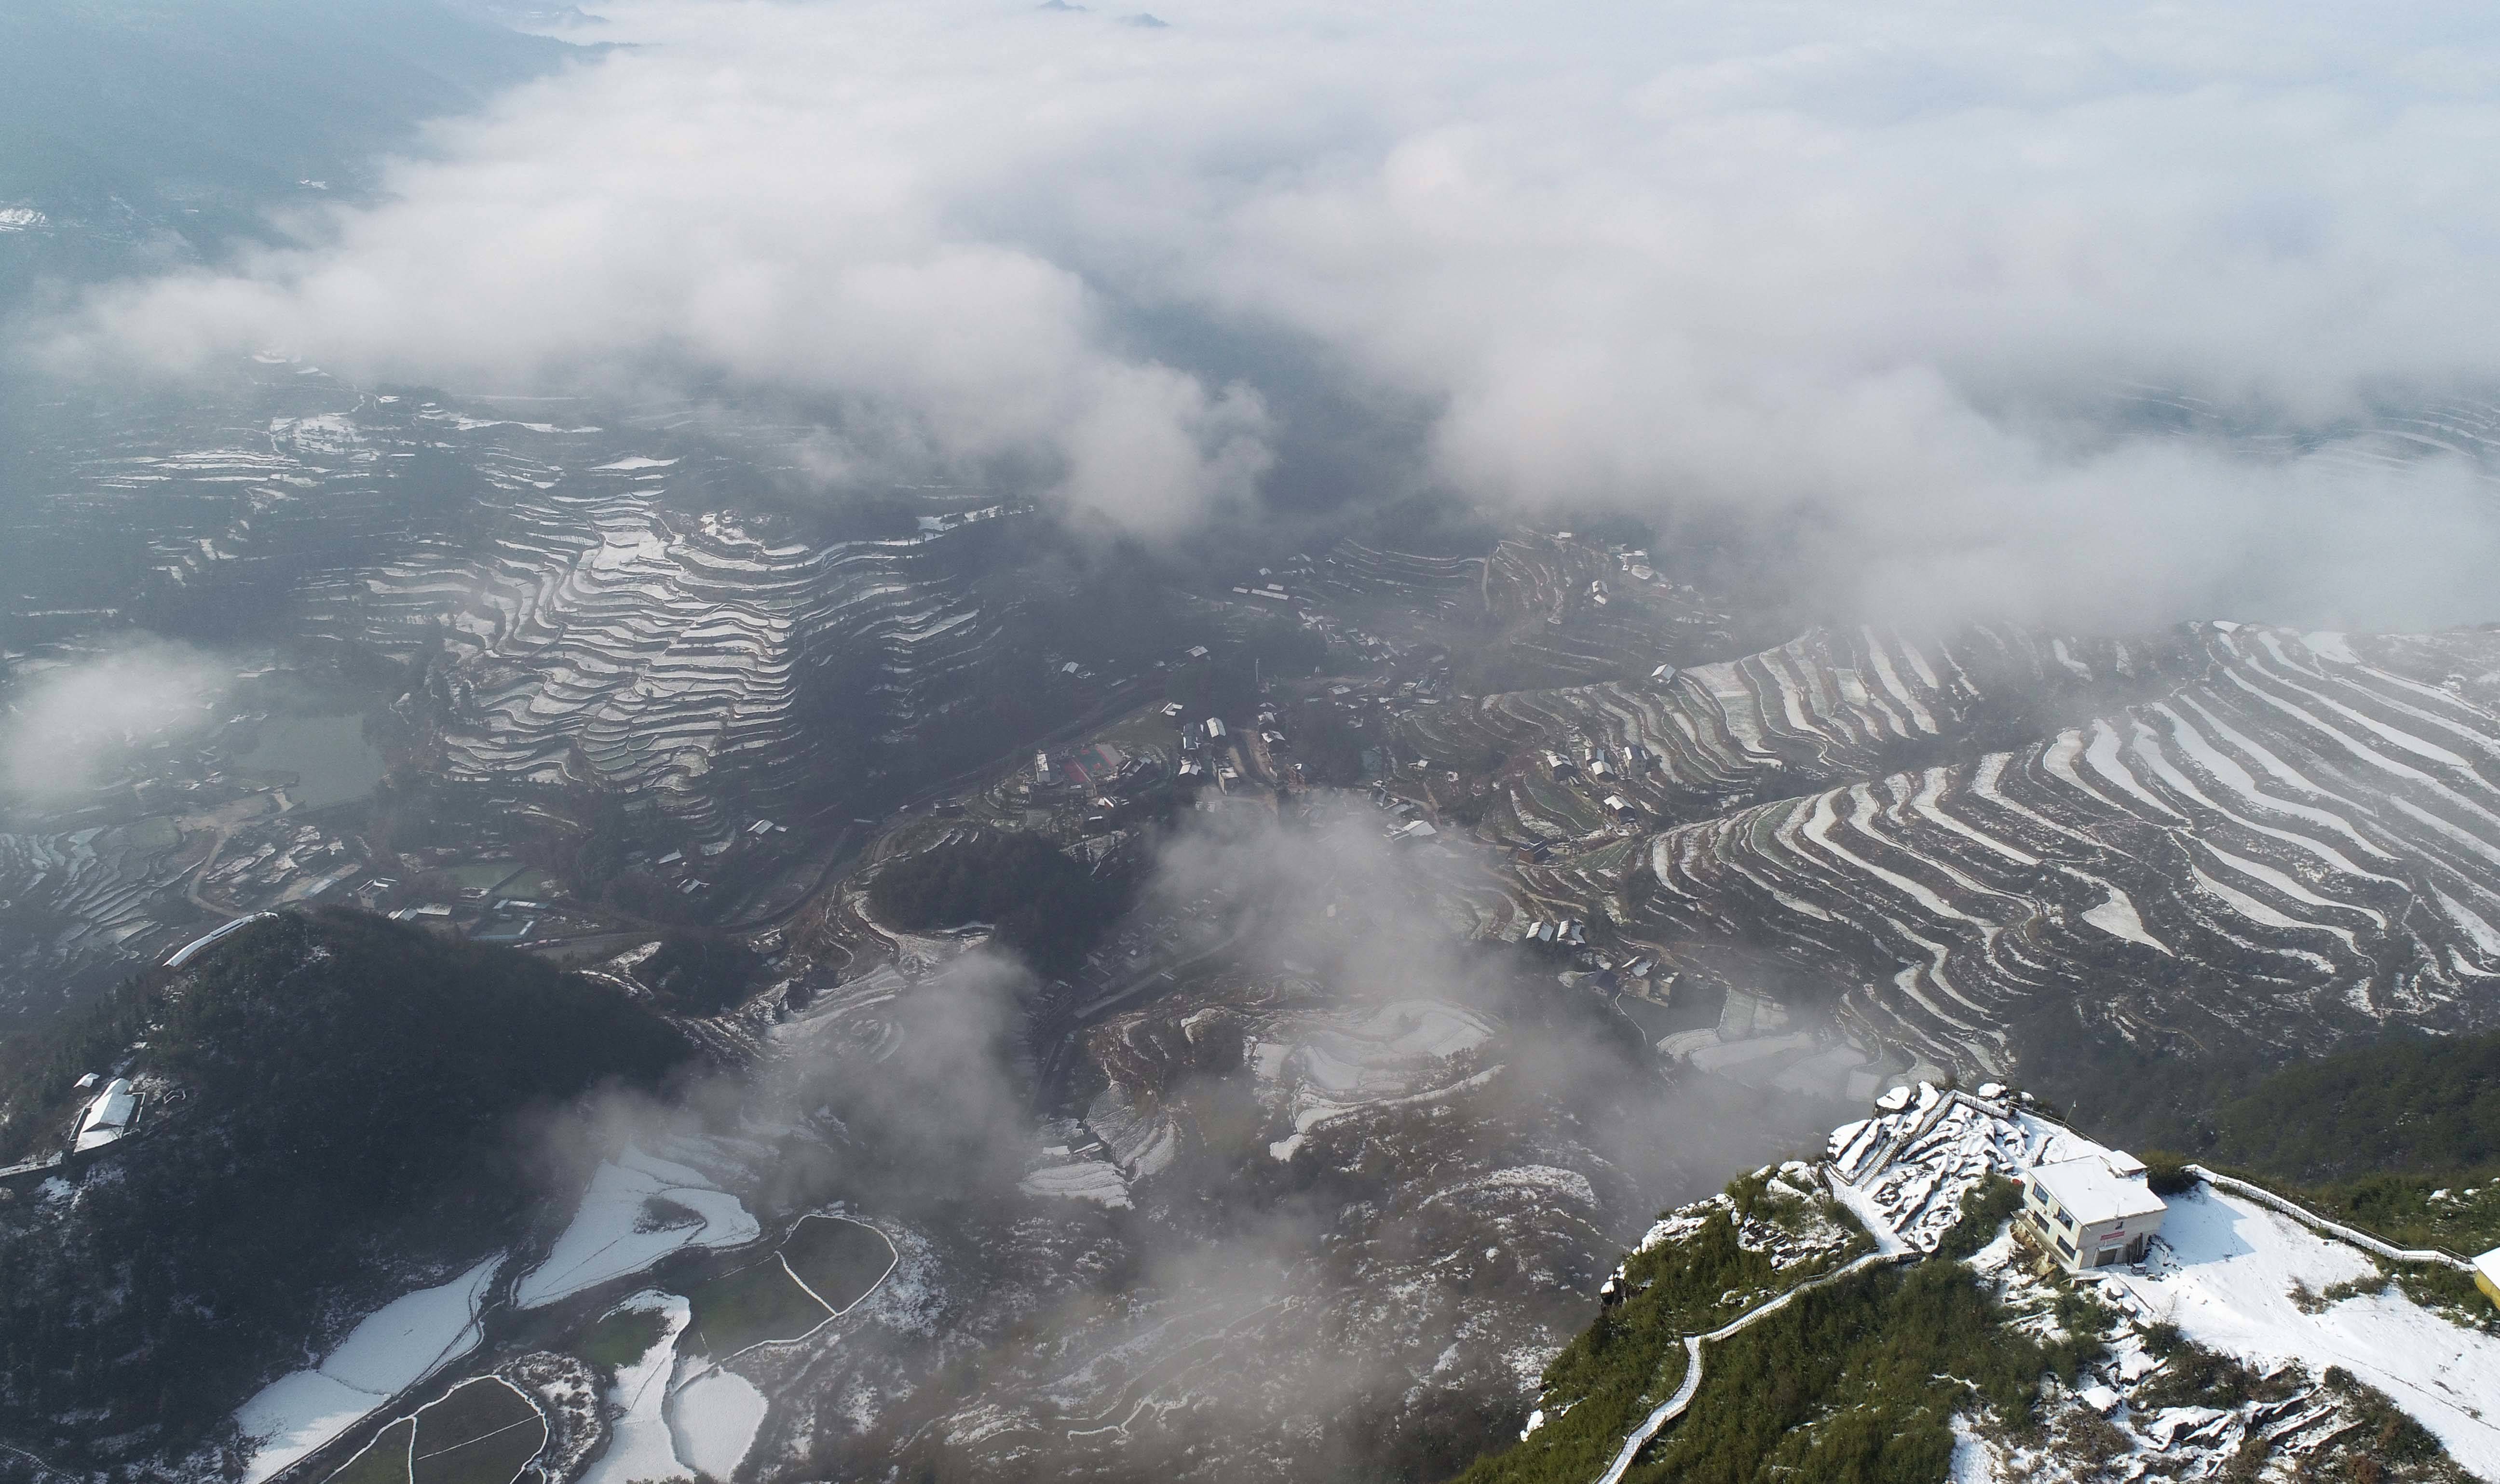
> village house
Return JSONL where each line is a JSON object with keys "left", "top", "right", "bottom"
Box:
{"left": 2021, "top": 1148, "right": 2168, "bottom": 1271}
{"left": 74, "top": 1077, "right": 138, "bottom": 1153}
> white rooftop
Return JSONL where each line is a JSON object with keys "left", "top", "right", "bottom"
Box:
{"left": 2030, "top": 1152, "right": 2168, "bottom": 1225}
{"left": 2476, "top": 1245, "right": 2500, "bottom": 1290}
{"left": 75, "top": 1078, "right": 136, "bottom": 1152}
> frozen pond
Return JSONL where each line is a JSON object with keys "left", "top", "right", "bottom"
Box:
{"left": 232, "top": 1255, "right": 502, "bottom": 1484}
{"left": 236, "top": 714, "right": 385, "bottom": 809}
{"left": 514, "top": 1147, "right": 760, "bottom": 1308}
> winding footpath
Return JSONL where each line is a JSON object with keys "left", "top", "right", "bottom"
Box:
{"left": 1591, "top": 1247, "right": 1912, "bottom": 1484}
{"left": 1593, "top": 1173, "right": 1916, "bottom": 1484}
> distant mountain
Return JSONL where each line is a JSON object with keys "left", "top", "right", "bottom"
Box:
{"left": 0, "top": 0, "right": 577, "bottom": 303}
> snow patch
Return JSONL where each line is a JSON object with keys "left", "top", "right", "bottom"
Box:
{"left": 2113, "top": 1186, "right": 2500, "bottom": 1477}
{"left": 1946, "top": 1413, "right": 2004, "bottom": 1482}
{"left": 1019, "top": 1158, "right": 1132, "bottom": 1208}
{"left": 582, "top": 1293, "right": 691, "bottom": 1484}
{"left": 2081, "top": 886, "right": 2171, "bottom": 954}
{"left": 666, "top": 1368, "right": 767, "bottom": 1479}
{"left": 515, "top": 1147, "right": 758, "bottom": 1308}
{"left": 234, "top": 1255, "right": 502, "bottom": 1484}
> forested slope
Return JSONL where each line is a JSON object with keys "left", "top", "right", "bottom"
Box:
{"left": 0, "top": 909, "right": 691, "bottom": 1471}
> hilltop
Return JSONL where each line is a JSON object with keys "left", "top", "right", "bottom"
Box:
{"left": 0, "top": 909, "right": 693, "bottom": 1472}
{"left": 1461, "top": 1085, "right": 2499, "bottom": 1484}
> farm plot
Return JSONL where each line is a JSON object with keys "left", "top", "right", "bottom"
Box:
{"left": 409, "top": 1378, "right": 545, "bottom": 1484}
{"left": 683, "top": 1215, "right": 897, "bottom": 1358}
{"left": 493, "top": 868, "right": 561, "bottom": 902}
{"left": 575, "top": 1305, "right": 674, "bottom": 1375}
{"left": 683, "top": 1259, "right": 831, "bottom": 1357}
{"left": 440, "top": 863, "right": 523, "bottom": 895}
{"left": 325, "top": 1419, "right": 413, "bottom": 1484}
{"left": 779, "top": 1216, "right": 895, "bottom": 1312}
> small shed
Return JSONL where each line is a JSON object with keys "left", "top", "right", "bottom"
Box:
{"left": 2474, "top": 1245, "right": 2500, "bottom": 1312}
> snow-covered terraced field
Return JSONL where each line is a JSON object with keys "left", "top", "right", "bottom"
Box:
{"left": 1409, "top": 619, "right": 2500, "bottom": 1086}
{"left": 1632, "top": 623, "right": 2500, "bottom": 1075}
{"left": 1413, "top": 623, "right": 2184, "bottom": 836}
{"left": 1308, "top": 534, "right": 1736, "bottom": 689}
{"left": 9, "top": 372, "right": 1011, "bottom": 835}
{"left": 1307, "top": 540, "right": 1482, "bottom": 607}
{"left": 376, "top": 463, "right": 1001, "bottom": 836}
{"left": 0, "top": 818, "right": 201, "bottom": 1017}
{"left": 1479, "top": 536, "right": 1738, "bottom": 686}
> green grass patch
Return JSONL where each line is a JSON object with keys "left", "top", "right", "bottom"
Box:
{"left": 781, "top": 1216, "right": 893, "bottom": 1312}
{"left": 441, "top": 863, "right": 523, "bottom": 893}
{"left": 684, "top": 1258, "right": 830, "bottom": 1357}
{"left": 494, "top": 869, "right": 561, "bottom": 902}
{"left": 326, "top": 1417, "right": 412, "bottom": 1484}
{"left": 1450, "top": 1164, "right": 2099, "bottom": 1484}
{"left": 575, "top": 1305, "right": 672, "bottom": 1373}
{"left": 409, "top": 1379, "right": 545, "bottom": 1484}
{"left": 1628, "top": 1261, "right": 2052, "bottom": 1484}
{"left": 2319, "top": 1366, "right": 2462, "bottom": 1480}
{"left": 2291, "top": 1168, "right": 2500, "bottom": 1256}
{"left": 2198, "top": 1027, "right": 2500, "bottom": 1183}
{"left": 2391, "top": 1262, "right": 2500, "bottom": 1332}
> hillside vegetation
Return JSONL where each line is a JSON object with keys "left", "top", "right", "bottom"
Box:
{"left": 868, "top": 831, "right": 1125, "bottom": 976}
{"left": 2193, "top": 1026, "right": 2500, "bottom": 1184}
{"left": 0, "top": 908, "right": 692, "bottom": 1469}
{"left": 1455, "top": 1177, "right": 2086, "bottom": 1484}
{"left": 2157, "top": 1024, "right": 2500, "bottom": 1304}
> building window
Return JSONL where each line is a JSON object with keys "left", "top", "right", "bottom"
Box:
{"left": 2054, "top": 1236, "right": 2077, "bottom": 1260}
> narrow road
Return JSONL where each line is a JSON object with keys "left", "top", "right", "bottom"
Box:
{"left": 1593, "top": 1221, "right": 1913, "bottom": 1484}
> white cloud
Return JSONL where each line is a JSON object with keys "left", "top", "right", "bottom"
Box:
{"left": 43, "top": 0, "right": 2500, "bottom": 623}
{"left": 1, "top": 640, "right": 226, "bottom": 802}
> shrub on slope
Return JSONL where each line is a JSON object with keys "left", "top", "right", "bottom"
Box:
{"left": 642, "top": 932, "right": 764, "bottom": 1015}
{"left": 0, "top": 908, "right": 692, "bottom": 1469}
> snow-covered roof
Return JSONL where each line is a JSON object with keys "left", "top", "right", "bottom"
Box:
{"left": 75, "top": 1078, "right": 136, "bottom": 1152}
{"left": 165, "top": 912, "right": 276, "bottom": 968}
{"left": 2475, "top": 1245, "right": 2500, "bottom": 1290}
{"left": 2030, "top": 1153, "right": 2168, "bottom": 1226}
